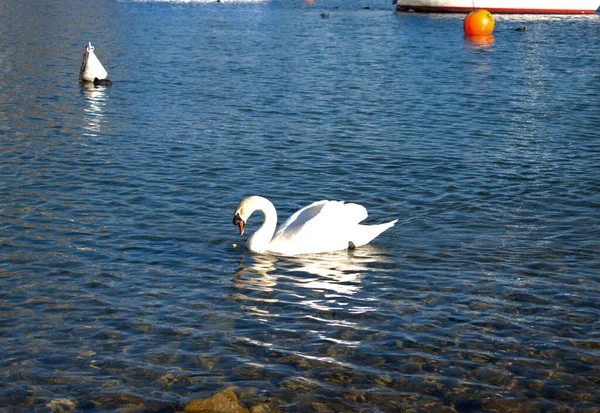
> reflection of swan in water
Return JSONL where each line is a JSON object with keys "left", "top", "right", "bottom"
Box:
{"left": 285, "top": 251, "right": 369, "bottom": 296}
{"left": 234, "top": 254, "right": 278, "bottom": 292}
{"left": 234, "top": 245, "right": 389, "bottom": 296}
{"left": 232, "top": 254, "right": 279, "bottom": 321}
{"left": 232, "top": 247, "right": 396, "bottom": 326}
{"left": 81, "top": 82, "right": 108, "bottom": 137}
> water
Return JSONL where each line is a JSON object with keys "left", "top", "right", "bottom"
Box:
{"left": 1, "top": 0, "right": 599, "bottom": 411}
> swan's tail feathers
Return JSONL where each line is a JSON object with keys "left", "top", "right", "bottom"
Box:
{"left": 377, "top": 219, "right": 398, "bottom": 237}
{"left": 374, "top": 219, "right": 398, "bottom": 233}
{"left": 354, "top": 219, "right": 398, "bottom": 248}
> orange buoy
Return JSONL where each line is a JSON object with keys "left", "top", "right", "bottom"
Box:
{"left": 464, "top": 10, "right": 495, "bottom": 36}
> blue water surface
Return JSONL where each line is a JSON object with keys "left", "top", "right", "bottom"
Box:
{"left": 0, "top": 0, "right": 599, "bottom": 411}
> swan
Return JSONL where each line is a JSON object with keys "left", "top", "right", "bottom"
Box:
{"left": 232, "top": 196, "right": 397, "bottom": 255}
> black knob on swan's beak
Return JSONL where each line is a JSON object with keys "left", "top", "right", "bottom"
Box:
{"left": 233, "top": 213, "right": 245, "bottom": 236}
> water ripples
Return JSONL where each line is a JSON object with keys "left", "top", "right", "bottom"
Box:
{"left": 1, "top": 0, "right": 599, "bottom": 411}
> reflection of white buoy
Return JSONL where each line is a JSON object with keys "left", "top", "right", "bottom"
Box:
{"left": 79, "top": 42, "right": 109, "bottom": 83}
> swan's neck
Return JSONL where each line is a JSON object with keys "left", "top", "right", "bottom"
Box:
{"left": 247, "top": 198, "right": 278, "bottom": 253}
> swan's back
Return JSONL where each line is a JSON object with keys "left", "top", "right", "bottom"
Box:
{"left": 269, "top": 200, "right": 378, "bottom": 255}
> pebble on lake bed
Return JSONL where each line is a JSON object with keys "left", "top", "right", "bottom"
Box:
{"left": 184, "top": 387, "right": 249, "bottom": 413}
{"left": 46, "top": 398, "right": 75, "bottom": 413}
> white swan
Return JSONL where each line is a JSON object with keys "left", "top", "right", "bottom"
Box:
{"left": 232, "top": 196, "right": 397, "bottom": 256}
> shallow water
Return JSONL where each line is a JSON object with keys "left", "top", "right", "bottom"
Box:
{"left": 0, "top": 0, "right": 599, "bottom": 411}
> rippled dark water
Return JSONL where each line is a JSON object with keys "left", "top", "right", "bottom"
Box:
{"left": 1, "top": 0, "right": 599, "bottom": 411}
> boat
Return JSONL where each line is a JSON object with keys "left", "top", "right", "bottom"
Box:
{"left": 394, "top": 0, "right": 600, "bottom": 13}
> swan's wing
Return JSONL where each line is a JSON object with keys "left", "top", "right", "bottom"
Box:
{"left": 270, "top": 201, "right": 370, "bottom": 254}
{"left": 275, "top": 200, "right": 330, "bottom": 237}
{"left": 275, "top": 200, "right": 367, "bottom": 237}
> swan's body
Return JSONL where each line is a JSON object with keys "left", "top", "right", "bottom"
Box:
{"left": 233, "top": 196, "right": 397, "bottom": 256}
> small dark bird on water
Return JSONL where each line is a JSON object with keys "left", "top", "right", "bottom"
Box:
{"left": 321, "top": 12, "right": 329, "bottom": 18}
{"left": 515, "top": 26, "right": 527, "bottom": 31}
{"left": 93, "top": 78, "right": 112, "bottom": 87}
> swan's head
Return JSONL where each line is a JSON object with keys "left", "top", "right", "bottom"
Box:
{"left": 233, "top": 197, "right": 256, "bottom": 236}
{"left": 233, "top": 196, "right": 272, "bottom": 237}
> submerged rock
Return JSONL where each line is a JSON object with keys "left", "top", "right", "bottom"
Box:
{"left": 46, "top": 398, "right": 75, "bottom": 413}
{"left": 184, "top": 387, "right": 249, "bottom": 413}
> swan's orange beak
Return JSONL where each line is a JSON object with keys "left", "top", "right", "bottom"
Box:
{"left": 233, "top": 213, "right": 245, "bottom": 236}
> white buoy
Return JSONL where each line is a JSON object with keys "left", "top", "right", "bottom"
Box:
{"left": 79, "top": 42, "right": 108, "bottom": 83}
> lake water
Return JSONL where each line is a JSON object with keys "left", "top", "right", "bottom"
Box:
{"left": 0, "top": 0, "right": 599, "bottom": 411}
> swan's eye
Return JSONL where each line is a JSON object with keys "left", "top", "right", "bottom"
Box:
{"left": 233, "top": 213, "right": 242, "bottom": 226}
